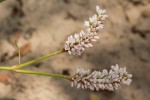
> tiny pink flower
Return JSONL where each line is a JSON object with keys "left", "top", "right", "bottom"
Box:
{"left": 70, "top": 64, "right": 132, "bottom": 91}
{"left": 64, "top": 6, "right": 108, "bottom": 55}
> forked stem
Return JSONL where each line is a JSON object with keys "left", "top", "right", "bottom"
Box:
{"left": 0, "top": 66, "right": 69, "bottom": 79}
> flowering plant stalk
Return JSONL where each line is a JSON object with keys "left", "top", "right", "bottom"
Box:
{"left": 64, "top": 6, "right": 108, "bottom": 55}
{"left": 12, "top": 49, "right": 65, "bottom": 69}
{"left": 0, "top": 6, "right": 132, "bottom": 91}
{"left": 0, "top": 66, "right": 69, "bottom": 79}
{"left": 70, "top": 64, "right": 132, "bottom": 91}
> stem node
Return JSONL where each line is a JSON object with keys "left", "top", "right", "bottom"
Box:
{"left": 11, "top": 65, "right": 18, "bottom": 71}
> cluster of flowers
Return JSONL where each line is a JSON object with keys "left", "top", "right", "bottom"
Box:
{"left": 64, "top": 6, "right": 108, "bottom": 55}
{"left": 70, "top": 64, "right": 132, "bottom": 91}
{"left": 64, "top": 6, "right": 132, "bottom": 91}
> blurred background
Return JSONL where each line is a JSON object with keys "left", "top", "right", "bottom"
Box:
{"left": 0, "top": 0, "right": 150, "bottom": 100}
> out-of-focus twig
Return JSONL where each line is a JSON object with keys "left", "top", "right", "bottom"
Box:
{"left": 15, "top": 41, "right": 21, "bottom": 65}
{"left": 0, "top": 0, "right": 5, "bottom": 3}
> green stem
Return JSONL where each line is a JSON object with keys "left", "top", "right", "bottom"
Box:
{"left": 0, "top": 66, "right": 69, "bottom": 79}
{"left": 15, "top": 70, "right": 68, "bottom": 79}
{"left": 14, "top": 49, "right": 65, "bottom": 69}
{"left": 0, "top": 66, "right": 12, "bottom": 71}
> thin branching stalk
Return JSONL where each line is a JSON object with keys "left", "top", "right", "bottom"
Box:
{"left": 0, "top": 6, "right": 132, "bottom": 92}
{"left": 0, "top": 66, "right": 69, "bottom": 79}
{"left": 12, "top": 49, "right": 65, "bottom": 69}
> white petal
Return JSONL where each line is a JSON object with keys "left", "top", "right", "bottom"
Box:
{"left": 77, "top": 83, "right": 81, "bottom": 89}
{"left": 71, "top": 82, "right": 74, "bottom": 87}
{"left": 88, "top": 43, "right": 93, "bottom": 47}
{"left": 68, "top": 51, "right": 72, "bottom": 55}
{"left": 84, "top": 21, "right": 90, "bottom": 27}
{"left": 96, "top": 6, "right": 100, "bottom": 12}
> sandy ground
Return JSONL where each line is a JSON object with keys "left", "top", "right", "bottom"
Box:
{"left": 0, "top": 0, "right": 150, "bottom": 100}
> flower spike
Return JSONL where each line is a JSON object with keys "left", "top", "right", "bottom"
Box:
{"left": 70, "top": 64, "right": 132, "bottom": 91}
{"left": 64, "top": 6, "right": 108, "bottom": 55}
